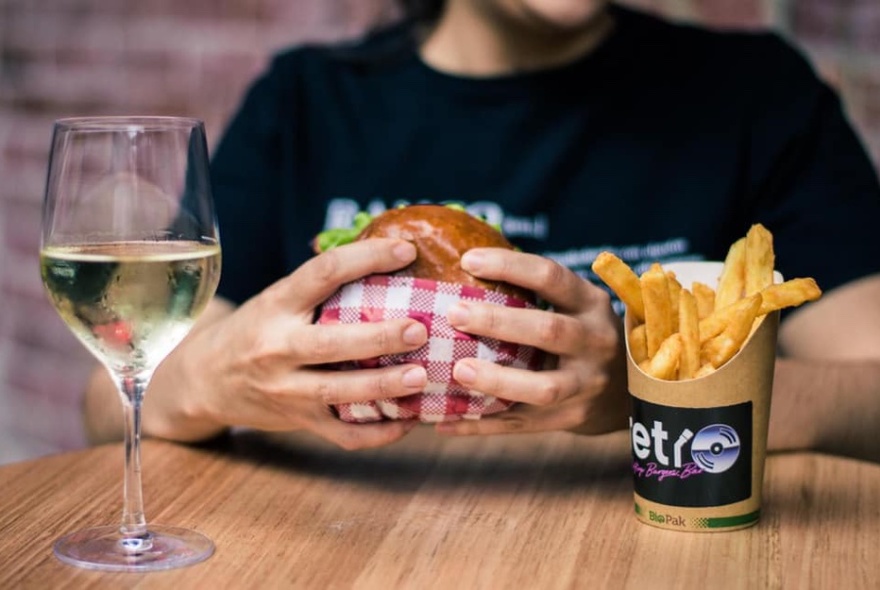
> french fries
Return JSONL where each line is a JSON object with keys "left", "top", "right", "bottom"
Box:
{"left": 678, "top": 289, "right": 701, "bottom": 380}
{"left": 715, "top": 237, "right": 746, "bottom": 310}
{"left": 701, "top": 294, "right": 762, "bottom": 368}
{"left": 629, "top": 324, "right": 648, "bottom": 365}
{"left": 692, "top": 281, "right": 715, "bottom": 320}
{"left": 666, "top": 271, "right": 682, "bottom": 333}
{"left": 758, "top": 278, "right": 822, "bottom": 316}
{"left": 643, "top": 334, "right": 682, "bottom": 380}
{"left": 591, "top": 224, "right": 823, "bottom": 380}
{"left": 640, "top": 265, "right": 673, "bottom": 357}
{"left": 745, "top": 223, "right": 775, "bottom": 296}
{"left": 592, "top": 252, "right": 645, "bottom": 322}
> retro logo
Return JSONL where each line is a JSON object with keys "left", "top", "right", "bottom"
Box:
{"left": 629, "top": 399, "right": 752, "bottom": 507}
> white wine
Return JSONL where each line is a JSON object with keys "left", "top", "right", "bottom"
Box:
{"left": 41, "top": 241, "right": 221, "bottom": 376}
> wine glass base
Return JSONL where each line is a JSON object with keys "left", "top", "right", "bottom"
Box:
{"left": 53, "top": 524, "right": 214, "bottom": 572}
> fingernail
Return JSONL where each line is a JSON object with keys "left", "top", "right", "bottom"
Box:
{"left": 393, "top": 241, "right": 417, "bottom": 261}
{"left": 402, "top": 322, "right": 427, "bottom": 345}
{"left": 402, "top": 366, "right": 427, "bottom": 388}
{"left": 461, "top": 250, "right": 484, "bottom": 272}
{"left": 453, "top": 361, "right": 477, "bottom": 385}
{"left": 447, "top": 302, "right": 470, "bottom": 326}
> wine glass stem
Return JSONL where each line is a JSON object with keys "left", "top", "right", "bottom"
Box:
{"left": 117, "top": 374, "right": 148, "bottom": 540}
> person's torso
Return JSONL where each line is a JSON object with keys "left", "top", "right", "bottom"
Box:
{"left": 275, "top": 8, "right": 763, "bottom": 290}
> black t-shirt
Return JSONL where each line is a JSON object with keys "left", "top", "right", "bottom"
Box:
{"left": 210, "top": 4, "right": 880, "bottom": 311}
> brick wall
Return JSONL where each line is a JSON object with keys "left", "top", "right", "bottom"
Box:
{"left": 1, "top": 0, "right": 878, "bottom": 464}
{"left": 0, "top": 0, "right": 400, "bottom": 464}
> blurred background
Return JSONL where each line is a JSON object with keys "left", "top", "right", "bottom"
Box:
{"left": 1, "top": 0, "right": 878, "bottom": 465}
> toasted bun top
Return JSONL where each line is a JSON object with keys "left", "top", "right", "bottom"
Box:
{"left": 356, "top": 205, "right": 533, "bottom": 302}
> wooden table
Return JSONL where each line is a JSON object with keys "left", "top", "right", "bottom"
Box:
{"left": 1, "top": 427, "right": 878, "bottom": 588}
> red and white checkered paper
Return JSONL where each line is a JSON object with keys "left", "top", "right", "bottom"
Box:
{"left": 317, "top": 275, "right": 545, "bottom": 423}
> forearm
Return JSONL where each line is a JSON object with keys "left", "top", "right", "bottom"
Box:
{"left": 82, "top": 346, "right": 227, "bottom": 445}
{"left": 768, "top": 357, "right": 880, "bottom": 463}
{"left": 82, "top": 298, "right": 233, "bottom": 445}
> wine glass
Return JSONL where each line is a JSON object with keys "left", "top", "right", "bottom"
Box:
{"left": 39, "top": 116, "right": 221, "bottom": 571}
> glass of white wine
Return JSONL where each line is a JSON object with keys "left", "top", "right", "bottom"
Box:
{"left": 39, "top": 116, "right": 221, "bottom": 571}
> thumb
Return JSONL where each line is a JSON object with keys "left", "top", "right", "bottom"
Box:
{"left": 268, "top": 238, "right": 416, "bottom": 313}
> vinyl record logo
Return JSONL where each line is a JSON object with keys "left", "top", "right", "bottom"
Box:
{"left": 690, "top": 424, "right": 741, "bottom": 473}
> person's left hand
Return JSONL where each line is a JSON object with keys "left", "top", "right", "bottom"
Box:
{"left": 434, "top": 248, "right": 630, "bottom": 437}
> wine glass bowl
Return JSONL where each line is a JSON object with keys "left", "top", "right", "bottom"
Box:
{"left": 41, "top": 240, "right": 220, "bottom": 377}
{"left": 40, "top": 116, "right": 220, "bottom": 571}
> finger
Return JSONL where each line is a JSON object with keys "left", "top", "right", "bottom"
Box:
{"left": 286, "top": 317, "right": 428, "bottom": 365}
{"left": 461, "top": 248, "right": 602, "bottom": 313}
{"left": 270, "top": 239, "right": 417, "bottom": 312}
{"left": 448, "top": 301, "right": 617, "bottom": 357}
{"left": 451, "top": 358, "right": 603, "bottom": 406}
{"left": 318, "top": 418, "right": 421, "bottom": 451}
{"left": 297, "top": 364, "right": 428, "bottom": 405}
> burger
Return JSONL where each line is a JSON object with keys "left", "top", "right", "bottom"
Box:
{"left": 315, "top": 204, "right": 545, "bottom": 423}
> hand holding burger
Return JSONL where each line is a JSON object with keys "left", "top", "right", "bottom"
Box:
{"left": 315, "top": 204, "right": 545, "bottom": 423}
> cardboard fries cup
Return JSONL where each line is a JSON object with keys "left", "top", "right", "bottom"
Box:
{"left": 317, "top": 275, "right": 545, "bottom": 423}
{"left": 627, "top": 262, "right": 780, "bottom": 532}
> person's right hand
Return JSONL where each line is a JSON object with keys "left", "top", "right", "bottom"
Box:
{"left": 138, "top": 238, "right": 430, "bottom": 450}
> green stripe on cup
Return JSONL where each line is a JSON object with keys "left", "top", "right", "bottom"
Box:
{"left": 633, "top": 503, "right": 760, "bottom": 529}
{"left": 693, "top": 510, "right": 761, "bottom": 529}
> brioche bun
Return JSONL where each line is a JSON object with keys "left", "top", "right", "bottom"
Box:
{"left": 354, "top": 204, "right": 533, "bottom": 303}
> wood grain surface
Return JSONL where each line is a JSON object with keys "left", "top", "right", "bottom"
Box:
{"left": 0, "top": 427, "right": 877, "bottom": 589}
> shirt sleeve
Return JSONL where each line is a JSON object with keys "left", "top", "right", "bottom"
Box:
{"left": 743, "top": 34, "right": 880, "bottom": 294}
{"left": 209, "top": 54, "right": 291, "bottom": 305}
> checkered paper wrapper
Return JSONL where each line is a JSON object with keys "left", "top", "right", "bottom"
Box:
{"left": 317, "top": 275, "right": 545, "bottom": 423}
